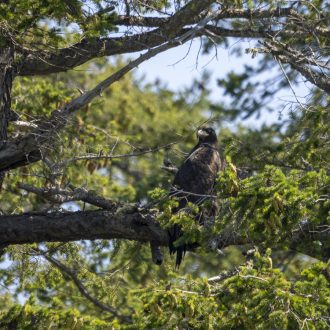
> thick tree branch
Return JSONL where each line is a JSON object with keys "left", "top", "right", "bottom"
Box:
{"left": 17, "top": 21, "right": 330, "bottom": 76}
{"left": 206, "top": 26, "right": 330, "bottom": 39}
{"left": 19, "top": 183, "right": 165, "bottom": 265}
{"left": 19, "top": 30, "right": 171, "bottom": 76}
{"left": 19, "top": 0, "right": 213, "bottom": 76}
{"left": 17, "top": 23, "right": 329, "bottom": 78}
{"left": 17, "top": 5, "right": 310, "bottom": 76}
{"left": 0, "top": 206, "right": 328, "bottom": 261}
{"left": 0, "top": 208, "right": 168, "bottom": 246}
{"left": 112, "top": 7, "right": 300, "bottom": 27}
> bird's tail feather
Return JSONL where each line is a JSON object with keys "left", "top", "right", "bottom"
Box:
{"left": 175, "top": 245, "right": 186, "bottom": 268}
{"left": 168, "top": 224, "right": 186, "bottom": 268}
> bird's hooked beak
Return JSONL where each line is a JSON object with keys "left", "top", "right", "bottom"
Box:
{"left": 197, "top": 129, "right": 208, "bottom": 139}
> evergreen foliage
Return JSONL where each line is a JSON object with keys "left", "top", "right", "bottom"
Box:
{"left": 0, "top": 0, "right": 329, "bottom": 328}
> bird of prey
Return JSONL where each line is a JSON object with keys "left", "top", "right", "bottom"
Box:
{"left": 169, "top": 127, "right": 221, "bottom": 267}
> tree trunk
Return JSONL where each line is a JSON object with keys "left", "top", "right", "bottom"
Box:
{"left": 0, "top": 46, "right": 14, "bottom": 147}
{"left": 0, "top": 46, "right": 15, "bottom": 185}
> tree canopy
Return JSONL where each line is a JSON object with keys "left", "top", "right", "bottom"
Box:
{"left": 0, "top": 1, "right": 329, "bottom": 329}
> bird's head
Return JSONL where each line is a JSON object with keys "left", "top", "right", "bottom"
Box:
{"left": 196, "top": 127, "right": 217, "bottom": 143}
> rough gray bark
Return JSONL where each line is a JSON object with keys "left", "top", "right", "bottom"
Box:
{"left": 19, "top": 0, "right": 213, "bottom": 76}
{"left": 112, "top": 7, "right": 298, "bottom": 27}
{"left": 0, "top": 46, "right": 14, "bottom": 149}
{"left": 17, "top": 6, "right": 318, "bottom": 77}
{"left": 0, "top": 206, "right": 328, "bottom": 261}
{"left": 0, "top": 46, "right": 15, "bottom": 186}
{"left": 0, "top": 208, "right": 168, "bottom": 246}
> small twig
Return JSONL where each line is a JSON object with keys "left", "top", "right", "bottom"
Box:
{"left": 11, "top": 121, "right": 38, "bottom": 128}
{"left": 208, "top": 267, "right": 240, "bottom": 284}
{"left": 141, "top": 187, "right": 217, "bottom": 210}
{"left": 60, "top": 142, "right": 177, "bottom": 166}
{"left": 170, "top": 187, "right": 217, "bottom": 199}
{"left": 239, "top": 275, "right": 268, "bottom": 282}
{"left": 276, "top": 58, "right": 309, "bottom": 111}
{"left": 160, "top": 165, "right": 178, "bottom": 174}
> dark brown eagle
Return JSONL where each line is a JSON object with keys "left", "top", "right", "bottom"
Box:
{"left": 169, "top": 127, "right": 221, "bottom": 267}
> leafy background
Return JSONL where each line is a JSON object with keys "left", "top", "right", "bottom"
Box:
{"left": 0, "top": 0, "right": 329, "bottom": 329}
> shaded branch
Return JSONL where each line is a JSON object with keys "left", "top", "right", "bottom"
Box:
{"left": 0, "top": 208, "right": 168, "bottom": 246}
{"left": 0, "top": 206, "right": 328, "bottom": 261}
{"left": 18, "top": 183, "right": 119, "bottom": 210}
{"left": 38, "top": 249, "right": 132, "bottom": 323}
{"left": 19, "top": 0, "right": 213, "bottom": 76}
{"left": 112, "top": 7, "right": 299, "bottom": 27}
{"left": 18, "top": 5, "right": 317, "bottom": 76}
{"left": 60, "top": 142, "right": 177, "bottom": 166}
{"left": 206, "top": 25, "right": 330, "bottom": 39}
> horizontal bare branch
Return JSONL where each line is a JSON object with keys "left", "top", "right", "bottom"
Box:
{"left": 112, "top": 7, "right": 299, "bottom": 27}
{"left": 18, "top": 183, "right": 119, "bottom": 210}
{"left": 60, "top": 142, "right": 177, "bottom": 166}
{"left": 18, "top": 22, "right": 329, "bottom": 76}
{"left": 0, "top": 208, "right": 168, "bottom": 246}
{"left": 19, "top": 0, "right": 213, "bottom": 76}
{"left": 0, "top": 205, "right": 328, "bottom": 261}
{"left": 206, "top": 26, "right": 330, "bottom": 39}
{"left": 18, "top": 5, "right": 316, "bottom": 76}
